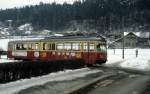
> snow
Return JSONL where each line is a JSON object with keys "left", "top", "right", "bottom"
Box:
{"left": 0, "top": 68, "right": 100, "bottom": 94}
{"left": 0, "top": 55, "right": 20, "bottom": 63}
{"left": 106, "top": 49, "right": 150, "bottom": 71}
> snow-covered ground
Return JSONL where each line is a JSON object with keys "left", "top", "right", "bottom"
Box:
{"left": 0, "top": 68, "right": 100, "bottom": 94}
{"left": 106, "top": 49, "right": 150, "bottom": 71}
{"left": 0, "top": 55, "right": 20, "bottom": 63}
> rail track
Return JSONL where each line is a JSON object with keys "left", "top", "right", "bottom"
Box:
{"left": 0, "top": 59, "right": 84, "bottom": 83}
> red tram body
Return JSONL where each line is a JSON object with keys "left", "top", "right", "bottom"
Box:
{"left": 7, "top": 37, "right": 107, "bottom": 64}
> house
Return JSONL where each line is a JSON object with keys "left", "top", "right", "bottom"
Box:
{"left": 109, "top": 32, "right": 150, "bottom": 48}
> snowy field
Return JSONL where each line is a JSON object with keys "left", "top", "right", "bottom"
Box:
{"left": 106, "top": 49, "right": 150, "bottom": 71}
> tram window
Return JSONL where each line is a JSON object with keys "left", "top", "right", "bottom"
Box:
{"left": 72, "top": 43, "right": 80, "bottom": 51}
{"left": 16, "top": 44, "right": 20, "bottom": 50}
{"left": 89, "top": 43, "right": 95, "bottom": 51}
{"left": 64, "top": 43, "right": 71, "bottom": 50}
{"left": 43, "top": 43, "right": 49, "bottom": 50}
{"left": 28, "top": 43, "right": 39, "bottom": 50}
{"left": 35, "top": 43, "right": 39, "bottom": 50}
{"left": 96, "top": 43, "right": 101, "bottom": 51}
{"left": 22, "top": 44, "right": 28, "bottom": 50}
{"left": 57, "top": 43, "right": 63, "bottom": 50}
{"left": 52, "top": 43, "right": 55, "bottom": 50}
{"left": 28, "top": 44, "right": 32, "bottom": 50}
{"left": 31, "top": 44, "right": 35, "bottom": 50}
{"left": 83, "top": 43, "right": 88, "bottom": 51}
{"left": 100, "top": 45, "right": 107, "bottom": 52}
{"left": 16, "top": 43, "right": 27, "bottom": 50}
{"left": 48, "top": 43, "right": 51, "bottom": 50}
{"left": 97, "top": 43, "right": 106, "bottom": 52}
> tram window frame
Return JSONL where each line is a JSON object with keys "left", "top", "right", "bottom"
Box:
{"left": 43, "top": 43, "right": 50, "bottom": 50}
{"left": 43, "top": 43, "right": 46, "bottom": 50}
{"left": 72, "top": 42, "right": 81, "bottom": 51}
{"left": 15, "top": 43, "right": 27, "bottom": 50}
{"left": 96, "top": 43, "right": 106, "bottom": 52}
{"left": 51, "top": 43, "right": 55, "bottom": 50}
{"left": 16, "top": 44, "right": 20, "bottom": 50}
{"left": 47, "top": 43, "right": 52, "bottom": 50}
{"left": 28, "top": 43, "right": 33, "bottom": 50}
{"left": 83, "top": 42, "right": 88, "bottom": 51}
{"left": 64, "top": 43, "right": 71, "bottom": 51}
{"left": 89, "top": 43, "right": 95, "bottom": 51}
{"left": 35, "top": 43, "right": 39, "bottom": 50}
{"left": 28, "top": 43, "right": 39, "bottom": 50}
{"left": 22, "top": 43, "right": 28, "bottom": 50}
{"left": 56, "top": 43, "right": 64, "bottom": 50}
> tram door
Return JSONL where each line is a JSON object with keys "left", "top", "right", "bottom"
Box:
{"left": 83, "top": 42, "right": 95, "bottom": 64}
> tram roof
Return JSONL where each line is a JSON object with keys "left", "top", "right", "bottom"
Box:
{"left": 9, "top": 36, "right": 106, "bottom": 43}
{"left": 43, "top": 36, "right": 105, "bottom": 41}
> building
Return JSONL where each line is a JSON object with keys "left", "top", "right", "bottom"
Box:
{"left": 109, "top": 32, "right": 150, "bottom": 48}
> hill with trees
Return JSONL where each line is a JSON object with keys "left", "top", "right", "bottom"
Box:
{"left": 0, "top": 0, "right": 149, "bottom": 36}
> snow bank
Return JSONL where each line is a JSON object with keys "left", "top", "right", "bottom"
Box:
{"left": 120, "top": 58, "right": 150, "bottom": 70}
{"left": 107, "top": 49, "right": 150, "bottom": 71}
{"left": 0, "top": 68, "right": 100, "bottom": 94}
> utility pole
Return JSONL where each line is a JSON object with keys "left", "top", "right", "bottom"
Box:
{"left": 122, "top": 17, "right": 125, "bottom": 59}
{"left": 7, "top": 20, "right": 12, "bottom": 40}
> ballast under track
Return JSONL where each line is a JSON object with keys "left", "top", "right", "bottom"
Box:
{"left": 0, "top": 59, "right": 84, "bottom": 83}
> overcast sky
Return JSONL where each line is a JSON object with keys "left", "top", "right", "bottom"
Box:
{"left": 0, "top": 0, "right": 76, "bottom": 9}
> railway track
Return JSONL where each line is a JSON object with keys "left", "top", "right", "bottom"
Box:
{"left": 0, "top": 59, "right": 84, "bottom": 83}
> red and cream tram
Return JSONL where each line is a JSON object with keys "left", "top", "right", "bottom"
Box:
{"left": 7, "top": 37, "right": 107, "bottom": 64}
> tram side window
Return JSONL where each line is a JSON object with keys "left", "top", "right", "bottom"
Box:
{"left": 52, "top": 43, "right": 55, "bottom": 50}
{"left": 89, "top": 43, "right": 95, "bottom": 51}
{"left": 57, "top": 43, "right": 63, "bottom": 50}
{"left": 83, "top": 43, "right": 88, "bottom": 51}
{"left": 35, "top": 43, "right": 39, "bottom": 50}
{"left": 64, "top": 43, "right": 71, "bottom": 50}
{"left": 16, "top": 43, "right": 27, "bottom": 50}
{"left": 28, "top": 44, "right": 32, "bottom": 50}
{"left": 16, "top": 44, "right": 20, "bottom": 50}
{"left": 43, "top": 43, "right": 50, "bottom": 50}
{"left": 23, "top": 44, "right": 28, "bottom": 50}
{"left": 28, "top": 43, "right": 39, "bottom": 50}
{"left": 48, "top": 43, "right": 51, "bottom": 50}
{"left": 72, "top": 43, "right": 80, "bottom": 51}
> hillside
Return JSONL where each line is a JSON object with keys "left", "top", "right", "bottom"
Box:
{"left": 0, "top": 0, "right": 149, "bottom": 35}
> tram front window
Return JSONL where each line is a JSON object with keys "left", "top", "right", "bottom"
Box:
{"left": 97, "top": 44, "right": 106, "bottom": 52}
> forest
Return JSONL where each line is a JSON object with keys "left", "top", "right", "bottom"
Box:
{"left": 0, "top": 0, "right": 149, "bottom": 34}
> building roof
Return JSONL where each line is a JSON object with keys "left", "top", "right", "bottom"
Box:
{"left": 124, "top": 32, "right": 140, "bottom": 37}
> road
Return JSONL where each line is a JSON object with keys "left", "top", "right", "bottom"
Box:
{"left": 9, "top": 66, "right": 150, "bottom": 94}
{"left": 85, "top": 74, "right": 150, "bottom": 94}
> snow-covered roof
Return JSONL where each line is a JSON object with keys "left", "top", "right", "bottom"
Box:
{"left": 124, "top": 32, "right": 140, "bottom": 37}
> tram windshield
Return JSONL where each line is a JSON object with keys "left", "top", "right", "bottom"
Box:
{"left": 96, "top": 43, "right": 106, "bottom": 52}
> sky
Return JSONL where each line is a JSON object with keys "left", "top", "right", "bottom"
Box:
{"left": 0, "top": 0, "right": 76, "bottom": 9}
